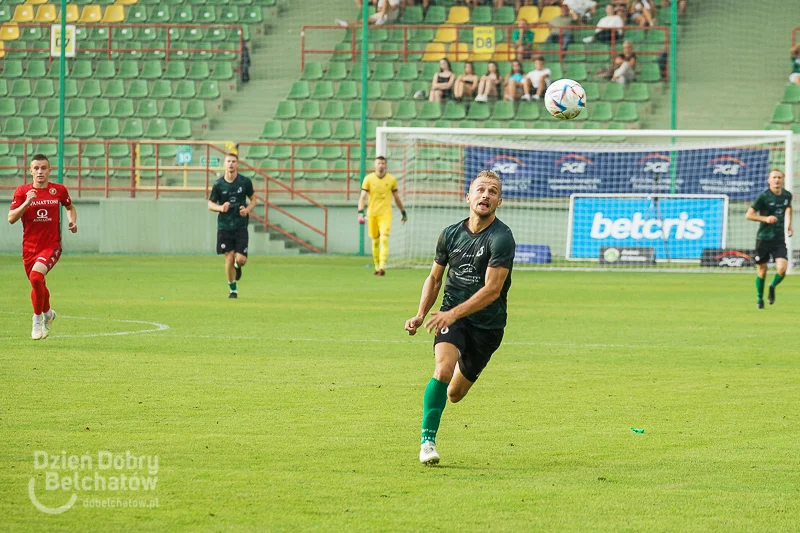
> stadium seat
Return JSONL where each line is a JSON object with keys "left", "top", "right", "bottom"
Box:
{"left": 308, "top": 120, "right": 332, "bottom": 140}
{"left": 149, "top": 80, "right": 172, "bottom": 99}
{"left": 417, "top": 101, "right": 442, "bottom": 121}
{"left": 175, "top": 6, "right": 194, "bottom": 22}
{"left": 167, "top": 119, "right": 191, "bottom": 139}
{"left": 1, "top": 60, "right": 23, "bottom": 78}
{"left": 126, "top": 5, "right": 147, "bottom": 22}
{"left": 321, "top": 101, "right": 345, "bottom": 120}
{"left": 0, "top": 24, "right": 21, "bottom": 41}
{"left": 0, "top": 98, "right": 14, "bottom": 117}
{"left": 446, "top": 6, "right": 469, "bottom": 24}
{"left": 422, "top": 42, "right": 446, "bottom": 62}
{"left": 588, "top": 102, "right": 613, "bottom": 122}
{"left": 274, "top": 100, "right": 297, "bottom": 120}
{"left": 434, "top": 25, "right": 457, "bottom": 44}
{"left": 0, "top": 7, "right": 10, "bottom": 24}
{"left": 771, "top": 104, "right": 794, "bottom": 124}
{"left": 73, "top": 118, "right": 97, "bottom": 138}
{"left": 566, "top": 63, "right": 588, "bottom": 82}
{"left": 302, "top": 62, "right": 324, "bottom": 81}
{"left": 626, "top": 83, "right": 650, "bottom": 102}
{"left": 66, "top": 98, "right": 88, "bottom": 117}
{"left": 184, "top": 100, "right": 206, "bottom": 120}
{"left": 638, "top": 64, "right": 661, "bottom": 83}
{"left": 394, "top": 101, "right": 417, "bottom": 120}
{"left": 782, "top": 85, "right": 800, "bottom": 104}
{"left": 491, "top": 101, "right": 515, "bottom": 120}
{"left": 323, "top": 63, "right": 347, "bottom": 81}
{"left": 401, "top": 5, "right": 423, "bottom": 24}
{"left": 311, "top": 81, "right": 334, "bottom": 100}
{"left": 516, "top": 6, "right": 538, "bottom": 23}
{"left": 97, "top": 117, "right": 120, "bottom": 137}
{"left": 242, "top": 6, "right": 262, "bottom": 24}
{"left": 466, "top": 103, "right": 490, "bottom": 121}
{"left": 117, "top": 60, "right": 139, "bottom": 79}
{"left": 383, "top": 81, "right": 406, "bottom": 100}
{"left": 209, "top": 63, "right": 234, "bottom": 81}
{"left": 298, "top": 100, "right": 321, "bottom": 120}
{"left": 198, "top": 81, "right": 219, "bottom": 99}
{"left": 111, "top": 99, "right": 135, "bottom": 118}
{"left": 24, "top": 60, "right": 46, "bottom": 78}
{"left": 260, "top": 120, "right": 282, "bottom": 140}
{"left": 508, "top": 120, "right": 526, "bottom": 129}
{"left": 70, "top": 59, "right": 93, "bottom": 79}
{"left": 120, "top": 118, "right": 144, "bottom": 138}
{"left": 396, "top": 63, "right": 419, "bottom": 81}
{"left": 615, "top": 102, "right": 639, "bottom": 122}
{"left": 601, "top": 83, "right": 624, "bottom": 102}
{"left": 34, "top": 5, "right": 56, "bottom": 23}
{"left": 285, "top": 120, "right": 308, "bottom": 140}
{"left": 424, "top": 5, "right": 446, "bottom": 24}
{"left": 101, "top": 5, "right": 124, "bottom": 23}
{"left": 88, "top": 99, "right": 111, "bottom": 118}
{"left": 187, "top": 62, "right": 210, "bottom": 80}
{"left": 371, "top": 63, "right": 395, "bottom": 81}
{"left": 516, "top": 104, "right": 540, "bottom": 121}
{"left": 332, "top": 120, "right": 356, "bottom": 140}
{"left": 442, "top": 101, "right": 466, "bottom": 120}
{"left": 8, "top": 79, "right": 31, "bottom": 98}
{"left": 287, "top": 80, "right": 310, "bottom": 99}
{"left": 143, "top": 118, "right": 167, "bottom": 139}
{"left": 162, "top": 61, "right": 186, "bottom": 80}
{"left": 160, "top": 99, "right": 181, "bottom": 119}
{"left": 369, "top": 101, "right": 393, "bottom": 120}
{"left": 471, "top": 5, "right": 491, "bottom": 24}
{"left": 335, "top": 81, "right": 357, "bottom": 100}
{"left": 140, "top": 61, "right": 163, "bottom": 79}
{"left": 197, "top": 6, "right": 216, "bottom": 23}
{"left": 78, "top": 5, "right": 102, "bottom": 23}
{"left": 94, "top": 60, "right": 116, "bottom": 79}
{"left": 12, "top": 5, "right": 34, "bottom": 23}
{"left": 126, "top": 80, "right": 149, "bottom": 99}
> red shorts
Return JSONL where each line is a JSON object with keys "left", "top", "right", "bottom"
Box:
{"left": 23, "top": 248, "right": 62, "bottom": 278}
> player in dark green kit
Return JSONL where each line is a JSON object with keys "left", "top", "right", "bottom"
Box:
{"left": 207, "top": 153, "right": 257, "bottom": 298}
{"left": 405, "top": 170, "right": 515, "bottom": 465}
{"left": 746, "top": 169, "right": 793, "bottom": 309}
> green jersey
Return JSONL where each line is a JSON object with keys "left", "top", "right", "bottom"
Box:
{"left": 434, "top": 217, "right": 516, "bottom": 330}
{"left": 751, "top": 188, "right": 792, "bottom": 241}
{"left": 209, "top": 174, "right": 254, "bottom": 231}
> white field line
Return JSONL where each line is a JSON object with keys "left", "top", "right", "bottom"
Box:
{"left": 0, "top": 311, "right": 169, "bottom": 339}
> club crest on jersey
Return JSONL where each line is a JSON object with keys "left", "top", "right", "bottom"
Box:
{"left": 49, "top": 187, "right": 57, "bottom": 195}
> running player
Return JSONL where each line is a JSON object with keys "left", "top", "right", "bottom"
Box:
{"left": 357, "top": 156, "right": 407, "bottom": 276}
{"left": 8, "top": 154, "right": 78, "bottom": 340}
{"left": 746, "top": 169, "right": 793, "bottom": 309}
{"left": 404, "top": 170, "right": 516, "bottom": 465}
{"left": 208, "top": 153, "right": 257, "bottom": 298}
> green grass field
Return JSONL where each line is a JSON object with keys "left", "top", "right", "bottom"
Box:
{"left": 1, "top": 255, "right": 799, "bottom": 532}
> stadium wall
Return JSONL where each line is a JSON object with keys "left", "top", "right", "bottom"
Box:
{"left": 0, "top": 198, "right": 759, "bottom": 258}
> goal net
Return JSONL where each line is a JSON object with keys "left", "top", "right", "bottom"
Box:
{"left": 377, "top": 128, "right": 795, "bottom": 272}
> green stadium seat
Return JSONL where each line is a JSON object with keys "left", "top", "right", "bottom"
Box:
{"left": 394, "top": 101, "right": 417, "bottom": 120}
{"left": 3, "top": 117, "right": 24, "bottom": 137}
{"left": 508, "top": 120, "right": 526, "bottom": 129}
{"left": 490, "top": 101, "right": 514, "bottom": 120}
{"left": 41, "top": 99, "right": 59, "bottom": 118}
{"left": 1, "top": 60, "right": 23, "bottom": 79}
{"left": 32, "top": 141, "right": 58, "bottom": 157}
{"left": 76, "top": 79, "right": 100, "bottom": 99}
{"left": 242, "top": 6, "right": 262, "bottom": 23}
{"left": 321, "top": 101, "right": 345, "bottom": 120}
{"left": 24, "top": 60, "right": 46, "bottom": 78}
{"left": 135, "top": 99, "right": 158, "bottom": 118}
{"left": 332, "top": 120, "right": 356, "bottom": 140}
{"left": 245, "top": 145, "right": 270, "bottom": 161}
{"left": 269, "top": 145, "right": 292, "bottom": 159}
{"left": 66, "top": 98, "right": 88, "bottom": 117}
{"left": 298, "top": 100, "right": 321, "bottom": 120}
{"left": 319, "top": 145, "right": 344, "bottom": 161}
{"left": 111, "top": 99, "right": 134, "bottom": 118}
{"left": 294, "top": 145, "right": 317, "bottom": 161}
{"left": 304, "top": 160, "right": 329, "bottom": 180}
{"left": 47, "top": 60, "right": 68, "bottom": 78}
{"left": 97, "top": 117, "right": 120, "bottom": 138}
{"left": 197, "top": 6, "right": 216, "bottom": 22}
{"left": 174, "top": 5, "right": 194, "bottom": 22}
{"left": 626, "top": 83, "right": 650, "bottom": 102}
{"left": 184, "top": 100, "right": 205, "bottom": 119}
{"left": 401, "top": 5, "right": 423, "bottom": 23}
{"left": 144, "top": 118, "right": 168, "bottom": 138}
{"left": 287, "top": 80, "right": 310, "bottom": 99}
{"left": 549, "top": 63, "right": 564, "bottom": 79}
{"left": 198, "top": 81, "right": 220, "bottom": 99}
{"left": 49, "top": 118, "right": 73, "bottom": 139}
{"left": 566, "top": 64, "right": 588, "bottom": 82}
{"left": 516, "top": 104, "right": 540, "bottom": 121}
{"left": 565, "top": 43, "right": 586, "bottom": 62}
{"left": 614, "top": 102, "right": 639, "bottom": 122}
{"left": 160, "top": 99, "right": 181, "bottom": 119}
{"left": 311, "top": 81, "right": 334, "bottom": 99}
{"left": 163, "top": 61, "right": 187, "bottom": 80}
{"left": 372, "top": 63, "right": 395, "bottom": 81}
{"left": 370, "top": 101, "right": 393, "bottom": 120}
{"left": 335, "top": 81, "right": 357, "bottom": 100}
{"left": 173, "top": 80, "right": 196, "bottom": 99}
{"left": 70, "top": 59, "right": 93, "bottom": 79}
{"left": 149, "top": 80, "right": 172, "bottom": 99}
{"left": 378, "top": 42, "right": 400, "bottom": 62}
{"left": 73, "top": 117, "right": 97, "bottom": 138}
{"left": 167, "top": 119, "right": 192, "bottom": 139}
{"left": 383, "top": 81, "right": 406, "bottom": 100}
{"left": 442, "top": 101, "right": 466, "bottom": 120}
{"left": 187, "top": 62, "right": 210, "bottom": 80}
{"left": 458, "top": 120, "right": 478, "bottom": 129}
{"left": 88, "top": 99, "right": 111, "bottom": 118}
{"left": 274, "top": 100, "right": 297, "bottom": 120}
{"left": 494, "top": 6, "right": 515, "bottom": 24}
{"left": 791, "top": 124, "right": 800, "bottom": 135}
{"left": 308, "top": 120, "right": 332, "bottom": 140}
{"left": 126, "top": 4, "right": 147, "bottom": 22}
{"left": 471, "top": 5, "right": 491, "bottom": 23}
{"left": 127, "top": 80, "right": 149, "bottom": 99}
{"left": 30, "top": 79, "right": 53, "bottom": 99}
{"left": 93, "top": 60, "right": 116, "bottom": 79}
{"left": 209, "top": 62, "right": 233, "bottom": 81}
{"left": 0, "top": 80, "right": 6, "bottom": 98}
{"left": 466, "top": 103, "right": 490, "bottom": 121}
{"left": 140, "top": 61, "right": 163, "bottom": 80}
{"left": 624, "top": 29, "right": 645, "bottom": 43}
{"left": 588, "top": 101, "right": 613, "bottom": 122}
{"left": 284, "top": 120, "right": 307, "bottom": 140}
{"left": 771, "top": 104, "right": 794, "bottom": 124}
{"left": 117, "top": 60, "right": 139, "bottom": 79}
{"left": 782, "top": 85, "right": 800, "bottom": 104}
{"left": 424, "top": 5, "right": 446, "bottom": 24}
{"left": 418, "top": 101, "right": 442, "bottom": 120}
{"left": 601, "top": 83, "right": 624, "bottom": 102}
{"left": 323, "top": 63, "right": 347, "bottom": 81}
{"left": 396, "top": 63, "right": 419, "bottom": 81}
{"left": 0, "top": 98, "right": 14, "bottom": 117}
{"left": 302, "top": 62, "right": 324, "bottom": 81}
{"left": 120, "top": 118, "right": 144, "bottom": 138}
{"left": 361, "top": 81, "right": 381, "bottom": 99}
{"left": 410, "top": 80, "right": 428, "bottom": 95}
{"left": 8, "top": 79, "right": 31, "bottom": 98}
{"left": 0, "top": 155, "right": 19, "bottom": 175}
{"left": 102, "top": 79, "right": 125, "bottom": 98}
{"left": 331, "top": 43, "right": 353, "bottom": 62}
{"left": 638, "top": 64, "right": 661, "bottom": 83}
{"left": 582, "top": 81, "right": 600, "bottom": 101}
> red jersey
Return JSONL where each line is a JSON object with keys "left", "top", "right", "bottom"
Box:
{"left": 10, "top": 182, "right": 72, "bottom": 254}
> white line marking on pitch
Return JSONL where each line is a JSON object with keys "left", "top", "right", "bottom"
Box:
{"left": 0, "top": 311, "right": 169, "bottom": 339}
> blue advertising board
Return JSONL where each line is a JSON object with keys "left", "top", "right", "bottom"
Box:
{"left": 464, "top": 147, "right": 770, "bottom": 201}
{"left": 568, "top": 195, "right": 728, "bottom": 260}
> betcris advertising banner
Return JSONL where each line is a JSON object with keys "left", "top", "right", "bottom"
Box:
{"left": 568, "top": 195, "right": 728, "bottom": 261}
{"left": 464, "top": 147, "right": 770, "bottom": 200}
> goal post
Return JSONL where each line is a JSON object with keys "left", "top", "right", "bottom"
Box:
{"left": 376, "top": 127, "right": 795, "bottom": 272}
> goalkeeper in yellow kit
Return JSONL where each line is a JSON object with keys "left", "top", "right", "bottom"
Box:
{"left": 357, "top": 156, "right": 407, "bottom": 276}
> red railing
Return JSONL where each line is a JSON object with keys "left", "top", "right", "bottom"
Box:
{"left": 301, "top": 24, "right": 668, "bottom": 69}
{"left": 0, "top": 23, "right": 244, "bottom": 65}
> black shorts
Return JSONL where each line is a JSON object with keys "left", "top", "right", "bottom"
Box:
{"left": 216, "top": 227, "right": 249, "bottom": 256}
{"left": 755, "top": 239, "right": 787, "bottom": 264}
{"left": 434, "top": 317, "right": 504, "bottom": 383}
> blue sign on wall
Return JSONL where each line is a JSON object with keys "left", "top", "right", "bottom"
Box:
{"left": 515, "top": 244, "right": 552, "bottom": 264}
{"left": 568, "top": 195, "right": 728, "bottom": 260}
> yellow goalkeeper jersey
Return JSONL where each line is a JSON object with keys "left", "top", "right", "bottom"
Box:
{"left": 362, "top": 172, "right": 398, "bottom": 217}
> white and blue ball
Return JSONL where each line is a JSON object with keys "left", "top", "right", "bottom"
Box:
{"left": 544, "top": 78, "right": 586, "bottom": 120}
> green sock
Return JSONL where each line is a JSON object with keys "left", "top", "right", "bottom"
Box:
{"left": 770, "top": 273, "right": 785, "bottom": 288}
{"left": 229, "top": 281, "right": 237, "bottom": 292}
{"left": 421, "top": 378, "right": 448, "bottom": 445}
{"left": 755, "top": 276, "right": 765, "bottom": 303}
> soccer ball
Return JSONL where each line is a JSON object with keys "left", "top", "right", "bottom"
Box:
{"left": 544, "top": 79, "right": 586, "bottom": 120}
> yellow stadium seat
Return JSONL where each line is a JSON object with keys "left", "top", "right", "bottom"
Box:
{"left": 445, "top": 6, "right": 470, "bottom": 24}
{"left": 33, "top": 5, "right": 56, "bottom": 23}
{"left": 533, "top": 27, "right": 550, "bottom": 43}
{"left": 25, "top": 0, "right": 48, "bottom": 5}
{"left": 446, "top": 42, "right": 469, "bottom": 62}
{"left": 540, "top": 6, "right": 561, "bottom": 22}
{"left": 433, "top": 25, "right": 457, "bottom": 44}
{"left": 12, "top": 5, "right": 34, "bottom": 23}
{"left": 58, "top": 5, "right": 79, "bottom": 22}
{"left": 492, "top": 42, "right": 515, "bottom": 61}
{"left": 115, "top": 0, "right": 139, "bottom": 4}
{"left": 422, "top": 42, "right": 446, "bottom": 62}
{"left": 101, "top": 5, "right": 125, "bottom": 22}
{"left": 0, "top": 23, "right": 20, "bottom": 41}
{"left": 516, "top": 6, "right": 539, "bottom": 23}
{"left": 78, "top": 5, "right": 101, "bottom": 23}
{"left": 0, "top": 42, "right": 5, "bottom": 60}
{"left": 469, "top": 50, "right": 493, "bottom": 62}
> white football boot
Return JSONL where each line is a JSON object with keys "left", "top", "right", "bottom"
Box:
{"left": 42, "top": 309, "right": 56, "bottom": 338}
{"left": 31, "top": 315, "right": 44, "bottom": 340}
{"left": 419, "top": 441, "right": 440, "bottom": 465}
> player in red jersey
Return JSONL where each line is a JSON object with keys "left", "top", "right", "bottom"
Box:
{"left": 7, "top": 154, "right": 78, "bottom": 340}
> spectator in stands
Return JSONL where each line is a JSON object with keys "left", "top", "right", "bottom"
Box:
{"left": 545, "top": 3, "right": 579, "bottom": 51}
{"left": 791, "top": 45, "right": 800, "bottom": 85}
{"left": 404, "top": 0, "right": 429, "bottom": 11}
{"left": 582, "top": 3, "right": 624, "bottom": 44}
{"left": 611, "top": 40, "right": 636, "bottom": 84}
{"left": 522, "top": 55, "right": 551, "bottom": 101}
{"left": 503, "top": 60, "right": 526, "bottom": 102}
{"left": 512, "top": 19, "right": 535, "bottom": 61}
{"left": 563, "top": 0, "right": 597, "bottom": 23}
{"left": 660, "top": 0, "right": 685, "bottom": 16}
{"left": 454, "top": 62, "right": 479, "bottom": 101}
{"left": 626, "top": 0, "right": 656, "bottom": 27}
{"left": 474, "top": 61, "right": 501, "bottom": 102}
{"left": 369, "top": 0, "right": 401, "bottom": 25}
{"left": 241, "top": 45, "right": 251, "bottom": 83}
{"left": 429, "top": 58, "right": 455, "bottom": 102}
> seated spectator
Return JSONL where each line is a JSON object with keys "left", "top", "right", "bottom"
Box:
{"left": 369, "top": 0, "right": 400, "bottom": 25}
{"left": 403, "top": 0, "right": 429, "bottom": 10}
{"left": 429, "top": 58, "right": 455, "bottom": 102}
{"left": 792, "top": 45, "right": 800, "bottom": 85}
{"left": 454, "top": 62, "right": 479, "bottom": 100}
{"left": 611, "top": 40, "right": 636, "bottom": 84}
{"left": 660, "top": 0, "right": 685, "bottom": 16}
{"left": 583, "top": 4, "right": 624, "bottom": 44}
{"left": 474, "top": 61, "right": 502, "bottom": 102}
{"left": 522, "top": 55, "right": 552, "bottom": 101}
{"left": 512, "top": 19, "right": 535, "bottom": 61}
{"left": 503, "top": 60, "right": 526, "bottom": 101}
{"left": 545, "top": 3, "right": 579, "bottom": 51}
{"left": 563, "top": 0, "right": 597, "bottom": 22}
{"left": 626, "top": 0, "right": 656, "bottom": 26}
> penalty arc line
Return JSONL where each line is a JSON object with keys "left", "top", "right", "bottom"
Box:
{"left": 0, "top": 311, "right": 170, "bottom": 339}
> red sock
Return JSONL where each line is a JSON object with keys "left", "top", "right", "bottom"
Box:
{"left": 29, "top": 271, "right": 46, "bottom": 315}
{"left": 43, "top": 286, "right": 51, "bottom": 314}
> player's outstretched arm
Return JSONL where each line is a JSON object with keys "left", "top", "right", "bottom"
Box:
{"left": 405, "top": 262, "right": 445, "bottom": 335}
{"left": 65, "top": 204, "right": 78, "bottom": 233}
{"left": 425, "top": 266, "right": 509, "bottom": 334}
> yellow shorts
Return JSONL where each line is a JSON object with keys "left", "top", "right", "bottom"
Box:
{"left": 368, "top": 214, "right": 392, "bottom": 239}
